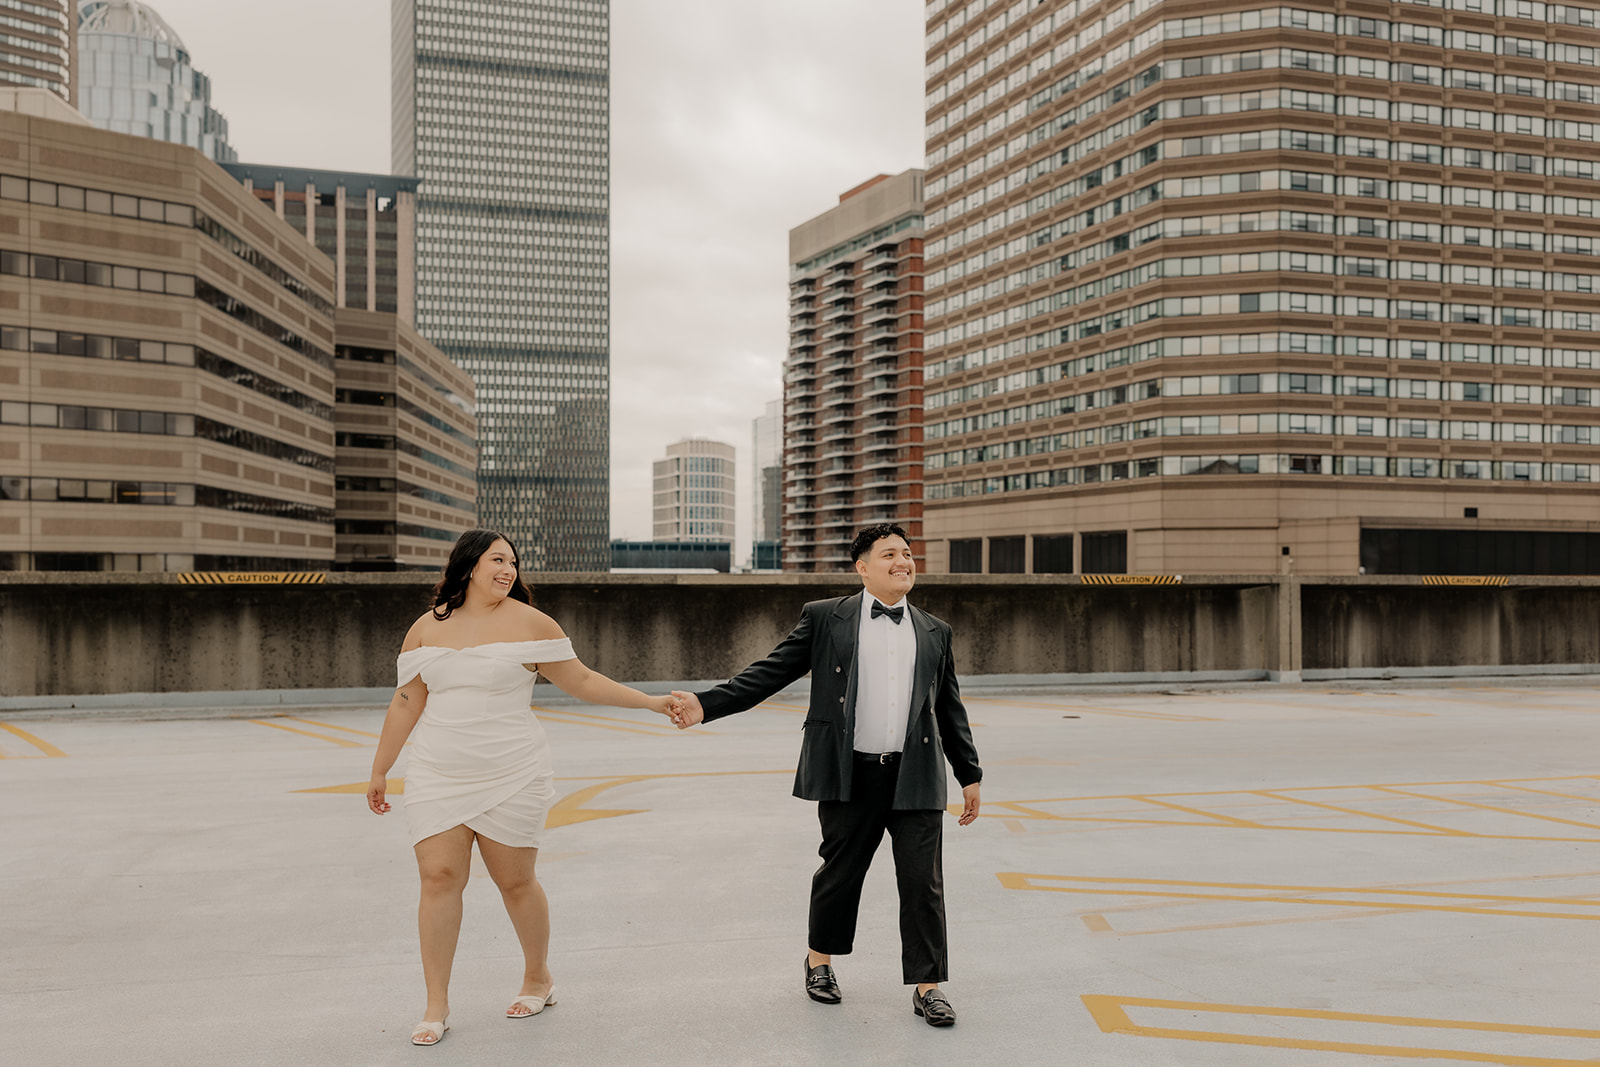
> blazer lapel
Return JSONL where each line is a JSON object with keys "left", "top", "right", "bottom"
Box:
{"left": 906, "top": 604, "right": 938, "bottom": 746}
{"left": 831, "top": 592, "right": 862, "bottom": 667}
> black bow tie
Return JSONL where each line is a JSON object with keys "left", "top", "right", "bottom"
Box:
{"left": 870, "top": 602, "right": 904, "bottom": 625}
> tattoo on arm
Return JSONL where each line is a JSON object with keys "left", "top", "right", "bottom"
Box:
{"left": 400, "top": 692, "right": 410, "bottom": 701}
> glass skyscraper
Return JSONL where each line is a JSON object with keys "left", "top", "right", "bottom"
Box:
{"left": 76, "top": 1, "right": 235, "bottom": 164}
{"left": 392, "top": 0, "right": 610, "bottom": 571}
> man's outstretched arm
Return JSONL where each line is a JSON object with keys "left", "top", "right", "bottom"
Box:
{"left": 672, "top": 607, "right": 816, "bottom": 727}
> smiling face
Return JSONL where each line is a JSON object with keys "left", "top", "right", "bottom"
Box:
{"left": 854, "top": 534, "right": 915, "bottom": 605}
{"left": 470, "top": 537, "right": 519, "bottom": 602}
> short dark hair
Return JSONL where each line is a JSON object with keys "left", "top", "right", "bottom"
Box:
{"left": 431, "top": 529, "right": 532, "bottom": 619}
{"left": 849, "top": 523, "right": 909, "bottom": 563}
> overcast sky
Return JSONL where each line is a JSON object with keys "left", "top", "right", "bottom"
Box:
{"left": 145, "top": 0, "right": 927, "bottom": 547}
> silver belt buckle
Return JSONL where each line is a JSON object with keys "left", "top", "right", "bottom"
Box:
{"left": 877, "top": 752, "right": 893, "bottom": 764}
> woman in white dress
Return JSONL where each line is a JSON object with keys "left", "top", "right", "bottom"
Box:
{"left": 367, "top": 529, "right": 682, "bottom": 1046}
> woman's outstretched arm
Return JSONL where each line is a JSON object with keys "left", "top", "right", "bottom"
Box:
{"left": 369, "top": 674, "right": 428, "bottom": 814}
{"left": 535, "top": 657, "right": 680, "bottom": 721}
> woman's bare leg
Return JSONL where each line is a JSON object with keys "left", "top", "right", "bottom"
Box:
{"left": 476, "top": 835, "right": 553, "bottom": 1009}
{"left": 413, "top": 825, "right": 475, "bottom": 1026}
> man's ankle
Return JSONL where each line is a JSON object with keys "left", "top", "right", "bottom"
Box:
{"left": 807, "top": 950, "right": 830, "bottom": 968}
{"left": 916, "top": 983, "right": 938, "bottom": 995}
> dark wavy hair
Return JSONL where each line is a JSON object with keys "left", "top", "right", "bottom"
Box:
{"left": 431, "top": 529, "right": 532, "bottom": 620}
{"left": 849, "top": 522, "right": 909, "bottom": 562}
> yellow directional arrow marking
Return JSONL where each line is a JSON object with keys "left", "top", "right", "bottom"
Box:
{"left": 0, "top": 722, "right": 66, "bottom": 757}
{"left": 545, "top": 776, "right": 649, "bottom": 828}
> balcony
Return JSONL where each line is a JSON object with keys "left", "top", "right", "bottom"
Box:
{"left": 821, "top": 321, "right": 854, "bottom": 340}
{"left": 822, "top": 302, "right": 854, "bottom": 322}
{"left": 821, "top": 341, "right": 853, "bottom": 357}
{"left": 861, "top": 251, "right": 895, "bottom": 272}
{"left": 863, "top": 326, "right": 895, "bottom": 344}
{"left": 821, "top": 268, "right": 851, "bottom": 287}
{"left": 862, "top": 306, "right": 897, "bottom": 327}
{"left": 860, "top": 286, "right": 898, "bottom": 308}
{"left": 822, "top": 286, "right": 854, "bottom": 306}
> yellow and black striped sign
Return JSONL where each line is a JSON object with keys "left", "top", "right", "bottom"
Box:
{"left": 176, "top": 572, "right": 327, "bottom": 585}
{"left": 1080, "top": 574, "right": 1183, "bottom": 585}
{"left": 1421, "top": 576, "right": 1509, "bottom": 587}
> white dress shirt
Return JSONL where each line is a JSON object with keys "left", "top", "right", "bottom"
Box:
{"left": 853, "top": 590, "right": 918, "bottom": 754}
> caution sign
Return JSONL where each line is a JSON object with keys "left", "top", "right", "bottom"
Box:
{"left": 1080, "top": 575, "right": 1183, "bottom": 585}
{"left": 175, "top": 572, "right": 327, "bottom": 585}
{"left": 1421, "top": 576, "right": 1508, "bottom": 586}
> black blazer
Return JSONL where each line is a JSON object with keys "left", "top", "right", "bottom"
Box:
{"left": 696, "top": 593, "right": 982, "bottom": 811}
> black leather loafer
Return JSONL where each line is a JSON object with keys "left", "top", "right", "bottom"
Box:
{"left": 805, "top": 957, "right": 841, "bottom": 1004}
{"left": 913, "top": 987, "right": 956, "bottom": 1026}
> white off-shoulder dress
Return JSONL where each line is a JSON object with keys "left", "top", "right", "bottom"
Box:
{"left": 395, "top": 639, "right": 576, "bottom": 848}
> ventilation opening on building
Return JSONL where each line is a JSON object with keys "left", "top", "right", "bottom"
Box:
{"left": 949, "top": 538, "right": 981, "bottom": 574}
{"left": 989, "top": 536, "right": 1025, "bottom": 574}
{"left": 1081, "top": 531, "right": 1128, "bottom": 574}
{"left": 1032, "top": 533, "right": 1074, "bottom": 574}
{"left": 1359, "top": 528, "right": 1600, "bottom": 575}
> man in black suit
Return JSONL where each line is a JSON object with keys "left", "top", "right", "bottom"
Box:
{"left": 672, "top": 522, "right": 982, "bottom": 1026}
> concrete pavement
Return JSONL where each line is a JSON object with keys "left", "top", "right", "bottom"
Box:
{"left": 2, "top": 681, "right": 1598, "bottom": 1065}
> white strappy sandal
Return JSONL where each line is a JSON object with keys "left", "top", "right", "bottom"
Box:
{"left": 506, "top": 987, "right": 557, "bottom": 1018}
{"left": 411, "top": 1015, "right": 449, "bottom": 1045}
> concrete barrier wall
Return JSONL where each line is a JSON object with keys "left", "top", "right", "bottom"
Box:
{"left": 1301, "top": 583, "right": 1600, "bottom": 671}
{"left": 1, "top": 573, "right": 1596, "bottom": 697}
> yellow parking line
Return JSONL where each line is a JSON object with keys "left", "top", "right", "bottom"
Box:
{"left": 1131, "top": 796, "right": 1264, "bottom": 828}
{"left": 1252, "top": 790, "right": 1471, "bottom": 836}
{"left": 285, "top": 717, "right": 380, "bottom": 739}
{"left": 1488, "top": 782, "right": 1600, "bottom": 805}
{"left": 0, "top": 722, "right": 65, "bottom": 757}
{"left": 999, "top": 873, "right": 1600, "bottom": 922}
{"left": 1082, "top": 993, "right": 1600, "bottom": 1063}
{"left": 531, "top": 706, "right": 709, "bottom": 734}
{"left": 1371, "top": 786, "right": 1600, "bottom": 832}
{"left": 533, "top": 709, "right": 679, "bottom": 737}
{"left": 248, "top": 719, "right": 363, "bottom": 747}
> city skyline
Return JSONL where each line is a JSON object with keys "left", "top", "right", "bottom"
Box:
{"left": 129, "top": 0, "right": 927, "bottom": 546}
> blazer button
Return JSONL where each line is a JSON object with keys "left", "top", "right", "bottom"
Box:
{"left": 835, "top": 666, "right": 841, "bottom": 673}
{"left": 923, "top": 737, "right": 930, "bottom": 744}
{"left": 839, "top": 697, "right": 845, "bottom": 704}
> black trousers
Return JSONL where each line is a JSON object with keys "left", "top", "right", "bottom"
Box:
{"left": 808, "top": 758, "right": 947, "bottom": 985}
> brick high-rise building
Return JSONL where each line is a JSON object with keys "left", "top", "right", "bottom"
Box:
{"left": 784, "top": 170, "right": 926, "bottom": 572}
{"left": 920, "top": 0, "right": 1600, "bottom": 576}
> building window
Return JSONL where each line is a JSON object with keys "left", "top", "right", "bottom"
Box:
{"left": 989, "top": 536, "right": 1025, "bottom": 574}
{"left": 1081, "top": 531, "right": 1128, "bottom": 575}
{"left": 949, "top": 539, "right": 982, "bottom": 574}
{"left": 1033, "top": 534, "right": 1074, "bottom": 574}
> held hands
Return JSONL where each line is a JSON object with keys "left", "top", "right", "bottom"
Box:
{"left": 649, "top": 692, "right": 692, "bottom": 728}
{"left": 367, "top": 772, "right": 391, "bottom": 815}
{"left": 669, "top": 691, "right": 704, "bottom": 729}
{"left": 957, "top": 782, "right": 981, "bottom": 826}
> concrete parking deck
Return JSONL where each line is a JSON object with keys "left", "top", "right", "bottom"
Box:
{"left": 3, "top": 681, "right": 1599, "bottom": 1066}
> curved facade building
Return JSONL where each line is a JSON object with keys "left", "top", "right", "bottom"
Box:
{"left": 0, "top": 0, "right": 76, "bottom": 105}
{"left": 76, "top": 0, "right": 235, "bottom": 163}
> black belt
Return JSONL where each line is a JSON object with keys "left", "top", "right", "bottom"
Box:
{"left": 854, "top": 751, "right": 901, "bottom": 765}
